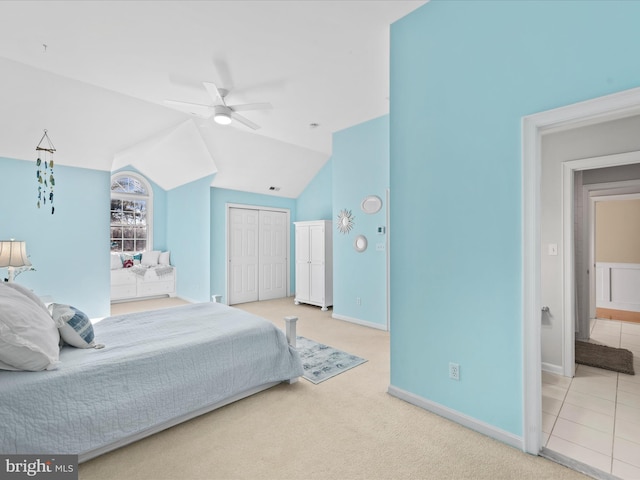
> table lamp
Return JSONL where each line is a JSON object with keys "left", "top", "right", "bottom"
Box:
{"left": 0, "top": 240, "right": 32, "bottom": 282}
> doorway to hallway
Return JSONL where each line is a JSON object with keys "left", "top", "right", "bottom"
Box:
{"left": 522, "top": 86, "right": 640, "bottom": 459}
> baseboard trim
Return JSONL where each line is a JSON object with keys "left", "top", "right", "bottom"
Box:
{"left": 596, "top": 307, "right": 640, "bottom": 324}
{"left": 175, "top": 295, "right": 200, "bottom": 304}
{"left": 542, "top": 362, "right": 564, "bottom": 375}
{"left": 331, "top": 313, "right": 388, "bottom": 331}
{"left": 387, "top": 385, "right": 524, "bottom": 450}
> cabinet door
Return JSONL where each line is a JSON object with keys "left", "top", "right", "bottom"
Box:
{"left": 308, "top": 224, "right": 325, "bottom": 264}
{"left": 295, "top": 225, "right": 311, "bottom": 301}
{"left": 308, "top": 224, "right": 326, "bottom": 304}
{"left": 296, "top": 260, "right": 310, "bottom": 302}
{"left": 309, "top": 263, "right": 326, "bottom": 304}
{"left": 295, "top": 225, "right": 310, "bottom": 263}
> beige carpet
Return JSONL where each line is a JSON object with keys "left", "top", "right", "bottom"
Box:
{"left": 79, "top": 297, "right": 588, "bottom": 480}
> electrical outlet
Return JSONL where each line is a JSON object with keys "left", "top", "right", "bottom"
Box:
{"left": 449, "top": 362, "right": 460, "bottom": 381}
{"left": 356, "top": 297, "right": 361, "bottom": 306}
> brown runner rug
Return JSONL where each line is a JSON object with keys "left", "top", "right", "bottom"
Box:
{"left": 575, "top": 341, "right": 635, "bottom": 375}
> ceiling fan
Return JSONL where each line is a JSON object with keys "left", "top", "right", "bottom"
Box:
{"left": 165, "top": 82, "right": 272, "bottom": 130}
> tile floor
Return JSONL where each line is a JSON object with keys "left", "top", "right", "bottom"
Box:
{"left": 542, "top": 318, "right": 640, "bottom": 479}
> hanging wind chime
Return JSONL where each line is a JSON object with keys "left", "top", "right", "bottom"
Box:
{"left": 35, "top": 129, "right": 56, "bottom": 215}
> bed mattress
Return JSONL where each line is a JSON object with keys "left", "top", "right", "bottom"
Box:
{"left": 0, "top": 302, "right": 302, "bottom": 457}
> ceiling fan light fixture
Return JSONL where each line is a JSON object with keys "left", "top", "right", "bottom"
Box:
{"left": 213, "top": 105, "right": 232, "bottom": 125}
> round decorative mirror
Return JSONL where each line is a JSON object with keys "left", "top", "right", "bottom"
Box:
{"left": 354, "top": 234, "right": 368, "bottom": 252}
{"left": 361, "top": 195, "right": 382, "bottom": 214}
{"left": 336, "top": 209, "right": 355, "bottom": 234}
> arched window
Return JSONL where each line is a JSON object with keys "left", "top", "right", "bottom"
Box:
{"left": 110, "top": 172, "right": 153, "bottom": 253}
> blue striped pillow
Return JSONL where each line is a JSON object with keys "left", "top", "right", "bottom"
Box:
{"left": 50, "top": 304, "right": 95, "bottom": 348}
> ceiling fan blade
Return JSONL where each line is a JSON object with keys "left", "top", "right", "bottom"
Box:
{"left": 203, "top": 82, "right": 225, "bottom": 105}
{"left": 164, "top": 100, "right": 212, "bottom": 118}
{"left": 230, "top": 112, "right": 260, "bottom": 130}
{"left": 229, "top": 102, "right": 273, "bottom": 112}
{"left": 212, "top": 58, "right": 235, "bottom": 91}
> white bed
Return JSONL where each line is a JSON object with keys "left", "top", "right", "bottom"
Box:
{"left": 0, "top": 299, "right": 302, "bottom": 462}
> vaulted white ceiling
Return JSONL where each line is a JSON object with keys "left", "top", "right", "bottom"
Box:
{"left": 0, "top": 0, "right": 425, "bottom": 196}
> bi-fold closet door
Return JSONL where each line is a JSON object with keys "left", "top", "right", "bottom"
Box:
{"left": 228, "top": 207, "right": 288, "bottom": 305}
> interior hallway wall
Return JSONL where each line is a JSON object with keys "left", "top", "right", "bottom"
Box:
{"left": 596, "top": 199, "right": 640, "bottom": 263}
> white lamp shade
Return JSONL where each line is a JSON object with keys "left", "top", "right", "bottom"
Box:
{"left": 0, "top": 240, "right": 32, "bottom": 267}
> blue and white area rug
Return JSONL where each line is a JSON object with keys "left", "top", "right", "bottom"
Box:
{"left": 296, "top": 336, "right": 367, "bottom": 384}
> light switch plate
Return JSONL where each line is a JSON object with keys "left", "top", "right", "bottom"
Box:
{"left": 548, "top": 244, "right": 558, "bottom": 256}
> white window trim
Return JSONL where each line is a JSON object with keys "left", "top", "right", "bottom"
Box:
{"left": 110, "top": 171, "right": 154, "bottom": 252}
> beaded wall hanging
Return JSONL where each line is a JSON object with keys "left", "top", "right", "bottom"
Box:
{"left": 35, "top": 129, "right": 56, "bottom": 214}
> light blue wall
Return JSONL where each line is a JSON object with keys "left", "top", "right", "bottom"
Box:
{"left": 332, "top": 115, "right": 389, "bottom": 327}
{"left": 210, "top": 187, "right": 297, "bottom": 304}
{"left": 296, "top": 158, "right": 333, "bottom": 221}
{"left": 166, "top": 175, "right": 214, "bottom": 302}
{"left": 0, "top": 156, "right": 110, "bottom": 317}
{"left": 390, "top": 0, "right": 640, "bottom": 436}
{"left": 153, "top": 182, "right": 167, "bottom": 252}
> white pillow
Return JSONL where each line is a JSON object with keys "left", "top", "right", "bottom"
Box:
{"left": 3, "top": 282, "right": 50, "bottom": 315}
{"left": 50, "top": 303, "right": 95, "bottom": 349}
{"left": 110, "top": 253, "right": 123, "bottom": 269}
{"left": 158, "top": 251, "right": 171, "bottom": 265}
{"left": 141, "top": 250, "right": 161, "bottom": 266}
{"left": 0, "top": 283, "right": 61, "bottom": 371}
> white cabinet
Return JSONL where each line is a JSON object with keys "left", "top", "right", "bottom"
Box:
{"left": 110, "top": 269, "right": 138, "bottom": 300}
{"left": 110, "top": 267, "right": 176, "bottom": 301}
{"left": 294, "top": 220, "right": 333, "bottom": 311}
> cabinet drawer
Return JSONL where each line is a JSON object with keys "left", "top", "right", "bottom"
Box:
{"left": 111, "top": 269, "right": 136, "bottom": 285}
{"left": 111, "top": 284, "right": 137, "bottom": 300}
{"left": 138, "top": 280, "right": 175, "bottom": 297}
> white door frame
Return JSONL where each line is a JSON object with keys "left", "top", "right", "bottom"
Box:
{"left": 522, "top": 86, "right": 640, "bottom": 454}
{"left": 225, "top": 203, "right": 290, "bottom": 305}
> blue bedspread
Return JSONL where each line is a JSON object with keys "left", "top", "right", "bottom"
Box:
{"left": 0, "top": 302, "right": 302, "bottom": 457}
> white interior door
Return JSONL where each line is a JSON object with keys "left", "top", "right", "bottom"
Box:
{"left": 259, "top": 210, "right": 287, "bottom": 300}
{"left": 228, "top": 208, "right": 259, "bottom": 305}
